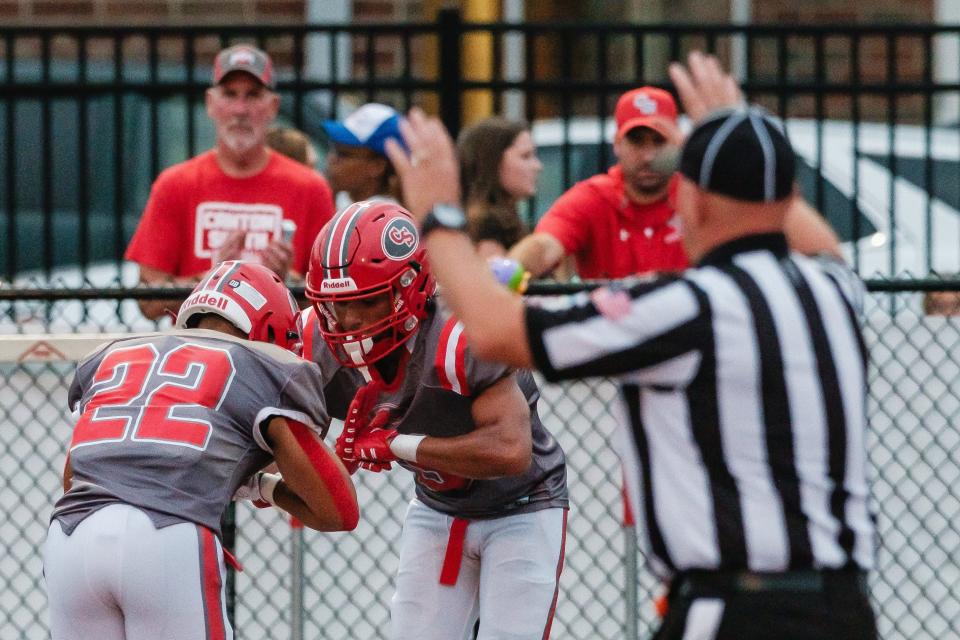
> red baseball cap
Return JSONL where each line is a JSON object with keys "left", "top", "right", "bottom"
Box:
{"left": 614, "top": 87, "right": 679, "bottom": 142}
{"left": 212, "top": 44, "right": 275, "bottom": 89}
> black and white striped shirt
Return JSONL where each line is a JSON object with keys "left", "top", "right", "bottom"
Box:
{"left": 525, "top": 233, "right": 874, "bottom": 578}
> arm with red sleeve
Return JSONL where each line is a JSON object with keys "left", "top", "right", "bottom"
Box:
{"left": 508, "top": 180, "right": 593, "bottom": 277}
{"left": 263, "top": 416, "right": 359, "bottom": 531}
{"left": 241, "top": 355, "right": 360, "bottom": 530}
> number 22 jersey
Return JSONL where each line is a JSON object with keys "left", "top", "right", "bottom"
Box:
{"left": 52, "top": 329, "right": 330, "bottom": 537}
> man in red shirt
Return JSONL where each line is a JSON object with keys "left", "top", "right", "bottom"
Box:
{"left": 125, "top": 44, "right": 336, "bottom": 320}
{"left": 510, "top": 87, "right": 839, "bottom": 279}
{"left": 510, "top": 86, "right": 688, "bottom": 279}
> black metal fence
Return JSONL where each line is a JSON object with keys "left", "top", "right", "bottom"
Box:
{"left": 2, "top": 17, "right": 960, "bottom": 280}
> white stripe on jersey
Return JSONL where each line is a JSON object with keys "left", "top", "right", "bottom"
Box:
{"left": 642, "top": 384, "right": 720, "bottom": 570}
{"left": 443, "top": 321, "right": 467, "bottom": 395}
{"left": 251, "top": 408, "right": 325, "bottom": 453}
{"left": 682, "top": 599, "right": 724, "bottom": 640}
{"left": 541, "top": 281, "right": 699, "bottom": 372}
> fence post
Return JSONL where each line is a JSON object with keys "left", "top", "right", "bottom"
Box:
{"left": 437, "top": 7, "right": 463, "bottom": 139}
{"left": 624, "top": 526, "right": 639, "bottom": 640}
{"left": 291, "top": 518, "right": 305, "bottom": 640}
{"left": 224, "top": 503, "right": 237, "bottom": 630}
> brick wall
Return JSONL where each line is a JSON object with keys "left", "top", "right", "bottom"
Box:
{"left": 754, "top": 0, "right": 933, "bottom": 24}
{"left": 749, "top": 0, "right": 936, "bottom": 122}
{"left": 0, "top": 0, "right": 306, "bottom": 24}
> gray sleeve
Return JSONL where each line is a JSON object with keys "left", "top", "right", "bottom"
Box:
{"left": 67, "top": 354, "right": 101, "bottom": 413}
{"left": 67, "top": 365, "right": 85, "bottom": 413}
{"left": 464, "top": 346, "right": 511, "bottom": 396}
{"left": 251, "top": 360, "right": 331, "bottom": 453}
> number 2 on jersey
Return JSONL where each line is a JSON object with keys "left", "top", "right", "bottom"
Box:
{"left": 70, "top": 343, "right": 235, "bottom": 451}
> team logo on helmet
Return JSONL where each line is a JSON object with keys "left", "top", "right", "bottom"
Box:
{"left": 381, "top": 218, "right": 419, "bottom": 261}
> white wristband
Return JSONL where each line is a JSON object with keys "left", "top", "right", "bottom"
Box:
{"left": 259, "top": 472, "right": 282, "bottom": 506}
{"left": 389, "top": 434, "right": 426, "bottom": 463}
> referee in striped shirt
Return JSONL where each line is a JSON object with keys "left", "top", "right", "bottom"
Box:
{"left": 387, "top": 51, "right": 877, "bottom": 640}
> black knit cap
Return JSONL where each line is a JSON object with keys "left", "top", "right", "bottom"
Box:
{"left": 679, "top": 106, "right": 795, "bottom": 202}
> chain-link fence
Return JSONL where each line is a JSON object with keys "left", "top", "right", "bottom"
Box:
{"left": 2, "top": 285, "right": 960, "bottom": 639}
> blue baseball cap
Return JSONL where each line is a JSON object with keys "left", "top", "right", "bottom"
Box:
{"left": 321, "top": 103, "right": 406, "bottom": 157}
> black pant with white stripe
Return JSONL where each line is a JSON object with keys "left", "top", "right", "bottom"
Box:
{"left": 652, "top": 570, "right": 877, "bottom": 640}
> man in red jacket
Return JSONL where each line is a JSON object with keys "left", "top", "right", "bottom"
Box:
{"left": 510, "top": 86, "right": 839, "bottom": 279}
{"left": 509, "top": 86, "right": 688, "bottom": 279}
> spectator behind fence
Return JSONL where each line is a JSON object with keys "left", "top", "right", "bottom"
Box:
{"left": 322, "top": 103, "right": 405, "bottom": 207}
{"left": 922, "top": 272, "right": 960, "bottom": 315}
{"left": 386, "top": 51, "right": 877, "bottom": 640}
{"left": 125, "top": 44, "right": 336, "bottom": 320}
{"left": 266, "top": 125, "right": 319, "bottom": 167}
{"left": 508, "top": 86, "right": 688, "bottom": 278}
{"left": 509, "top": 86, "right": 841, "bottom": 280}
{"left": 457, "top": 116, "right": 543, "bottom": 258}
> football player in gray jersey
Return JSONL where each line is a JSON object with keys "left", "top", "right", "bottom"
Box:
{"left": 44, "top": 261, "right": 359, "bottom": 640}
{"left": 304, "top": 200, "right": 569, "bottom": 640}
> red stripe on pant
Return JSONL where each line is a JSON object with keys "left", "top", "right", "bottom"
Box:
{"left": 439, "top": 517, "right": 470, "bottom": 585}
{"left": 198, "top": 526, "right": 227, "bottom": 640}
{"left": 541, "top": 509, "right": 569, "bottom": 640}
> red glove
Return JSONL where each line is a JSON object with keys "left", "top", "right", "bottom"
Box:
{"left": 353, "top": 409, "right": 395, "bottom": 472}
{"left": 336, "top": 383, "right": 397, "bottom": 473}
{"left": 335, "top": 382, "right": 382, "bottom": 474}
{"left": 334, "top": 425, "right": 360, "bottom": 476}
{"left": 354, "top": 424, "right": 398, "bottom": 465}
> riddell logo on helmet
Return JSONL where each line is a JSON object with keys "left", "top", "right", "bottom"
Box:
{"left": 321, "top": 278, "right": 358, "bottom": 292}
{"left": 184, "top": 292, "right": 229, "bottom": 311}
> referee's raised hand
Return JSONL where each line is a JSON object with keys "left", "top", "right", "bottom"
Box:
{"left": 384, "top": 107, "right": 461, "bottom": 224}
{"left": 668, "top": 50, "right": 745, "bottom": 122}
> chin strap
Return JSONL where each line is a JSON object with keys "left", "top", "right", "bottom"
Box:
{"left": 343, "top": 337, "right": 375, "bottom": 366}
{"left": 342, "top": 339, "right": 376, "bottom": 382}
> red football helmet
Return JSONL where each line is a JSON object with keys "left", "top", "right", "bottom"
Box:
{"left": 305, "top": 200, "right": 436, "bottom": 367}
{"left": 176, "top": 260, "right": 303, "bottom": 354}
